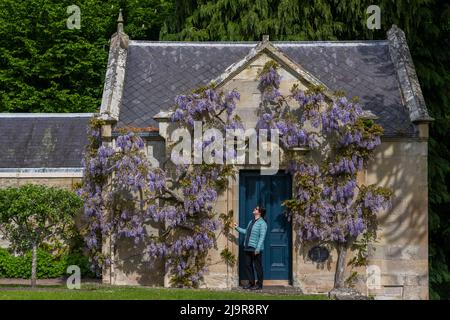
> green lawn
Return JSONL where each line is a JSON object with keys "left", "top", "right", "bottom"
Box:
{"left": 0, "top": 284, "right": 328, "bottom": 300}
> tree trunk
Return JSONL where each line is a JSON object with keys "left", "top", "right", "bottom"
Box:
{"left": 334, "top": 242, "right": 348, "bottom": 289}
{"left": 31, "top": 241, "right": 37, "bottom": 288}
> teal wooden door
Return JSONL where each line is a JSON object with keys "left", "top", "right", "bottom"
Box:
{"left": 238, "top": 170, "right": 292, "bottom": 282}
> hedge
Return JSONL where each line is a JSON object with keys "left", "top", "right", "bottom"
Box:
{"left": 0, "top": 248, "right": 96, "bottom": 279}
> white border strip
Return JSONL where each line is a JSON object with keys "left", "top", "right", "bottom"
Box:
{"left": 0, "top": 168, "right": 84, "bottom": 178}
{"left": 0, "top": 113, "right": 95, "bottom": 118}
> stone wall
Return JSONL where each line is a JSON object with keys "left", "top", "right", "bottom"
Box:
{"left": 367, "top": 140, "right": 428, "bottom": 299}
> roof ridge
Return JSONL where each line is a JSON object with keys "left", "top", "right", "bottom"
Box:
{"left": 129, "top": 40, "right": 388, "bottom": 47}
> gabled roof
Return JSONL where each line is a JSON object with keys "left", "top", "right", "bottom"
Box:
{"left": 100, "top": 25, "right": 431, "bottom": 138}
{"left": 211, "top": 35, "right": 332, "bottom": 96}
{"left": 0, "top": 114, "right": 92, "bottom": 169}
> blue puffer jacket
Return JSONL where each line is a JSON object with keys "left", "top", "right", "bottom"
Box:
{"left": 235, "top": 218, "right": 267, "bottom": 253}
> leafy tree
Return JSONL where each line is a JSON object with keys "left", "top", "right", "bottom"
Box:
{"left": 0, "top": 184, "right": 82, "bottom": 287}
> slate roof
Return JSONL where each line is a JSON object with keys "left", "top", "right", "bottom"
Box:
{"left": 118, "top": 40, "right": 418, "bottom": 137}
{"left": 119, "top": 43, "right": 251, "bottom": 129}
{"left": 0, "top": 114, "right": 91, "bottom": 168}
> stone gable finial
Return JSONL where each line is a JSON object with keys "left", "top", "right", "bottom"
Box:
{"left": 262, "top": 35, "right": 269, "bottom": 42}
{"left": 113, "top": 8, "right": 129, "bottom": 49}
{"left": 99, "top": 8, "right": 129, "bottom": 122}
{"left": 117, "top": 9, "right": 124, "bottom": 33}
{"left": 387, "top": 24, "right": 404, "bottom": 42}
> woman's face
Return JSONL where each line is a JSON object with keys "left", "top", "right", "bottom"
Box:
{"left": 253, "top": 207, "right": 260, "bottom": 217}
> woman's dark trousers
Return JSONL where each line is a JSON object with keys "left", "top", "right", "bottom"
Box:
{"left": 244, "top": 251, "right": 263, "bottom": 287}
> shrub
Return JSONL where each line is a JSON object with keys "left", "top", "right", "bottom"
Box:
{"left": 0, "top": 248, "right": 95, "bottom": 279}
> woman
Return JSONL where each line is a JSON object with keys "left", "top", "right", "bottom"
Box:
{"left": 234, "top": 205, "right": 267, "bottom": 290}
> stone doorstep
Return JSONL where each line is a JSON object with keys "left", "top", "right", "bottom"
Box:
{"left": 328, "top": 287, "right": 370, "bottom": 300}
{"left": 232, "top": 285, "right": 305, "bottom": 295}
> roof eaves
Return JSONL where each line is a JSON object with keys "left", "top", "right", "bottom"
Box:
{"left": 0, "top": 167, "right": 83, "bottom": 178}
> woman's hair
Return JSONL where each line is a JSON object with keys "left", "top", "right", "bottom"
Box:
{"left": 256, "top": 205, "right": 266, "bottom": 218}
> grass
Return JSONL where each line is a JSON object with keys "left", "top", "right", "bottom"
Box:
{"left": 0, "top": 284, "right": 328, "bottom": 300}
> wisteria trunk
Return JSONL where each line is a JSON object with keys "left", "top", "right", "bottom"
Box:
{"left": 31, "top": 241, "right": 37, "bottom": 288}
{"left": 334, "top": 242, "right": 348, "bottom": 289}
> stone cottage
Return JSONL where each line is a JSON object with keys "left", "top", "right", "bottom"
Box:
{"left": 93, "top": 14, "right": 431, "bottom": 300}
{"left": 0, "top": 13, "right": 431, "bottom": 299}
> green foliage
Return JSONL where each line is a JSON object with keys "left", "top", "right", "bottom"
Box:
{"left": 0, "top": 248, "right": 94, "bottom": 279}
{"left": 220, "top": 248, "right": 236, "bottom": 267}
{"left": 0, "top": 184, "right": 93, "bottom": 282}
{"left": 166, "top": 0, "right": 450, "bottom": 299}
{"left": 344, "top": 271, "right": 358, "bottom": 288}
{"left": 219, "top": 210, "right": 234, "bottom": 234}
{"left": 0, "top": 184, "right": 82, "bottom": 253}
{"left": 0, "top": 0, "right": 173, "bottom": 113}
{"left": 259, "top": 60, "right": 279, "bottom": 75}
{"left": 219, "top": 210, "right": 236, "bottom": 267}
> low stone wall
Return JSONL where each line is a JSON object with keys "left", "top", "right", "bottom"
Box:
{"left": 0, "top": 177, "right": 81, "bottom": 190}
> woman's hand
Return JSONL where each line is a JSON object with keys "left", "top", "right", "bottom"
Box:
{"left": 233, "top": 222, "right": 238, "bottom": 228}
{"left": 254, "top": 251, "right": 260, "bottom": 255}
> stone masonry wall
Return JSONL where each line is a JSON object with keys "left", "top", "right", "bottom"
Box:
{"left": 109, "top": 52, "right": 429, "bottom": 299}
{"left": 292, "top": 140, "right": 429, "bottom": 300}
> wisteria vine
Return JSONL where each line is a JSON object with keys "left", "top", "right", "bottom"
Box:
{"left": 79, "top": 59, "right": 392, "bottom": 290}
{"left": 78, "top": 85, "right": 243, "bottom": 287}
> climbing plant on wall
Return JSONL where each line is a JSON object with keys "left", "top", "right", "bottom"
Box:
{"left": 255, "top": 60, "right": 392, "bottom": 289}
{"left": 78, "top": 87, "right": 243, "bottom": 287}
{"left": 80, "top": 60, "right": 392, "bottom": 289}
